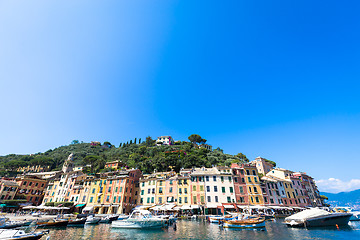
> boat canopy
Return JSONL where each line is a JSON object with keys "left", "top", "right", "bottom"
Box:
{"left": 285, "top": 208, "right": 331, "bottom": 221}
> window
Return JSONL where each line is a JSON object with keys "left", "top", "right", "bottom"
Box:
{"left": 200, "top": 186, "right": 204, "bottom": 191}
{"left": 83, "top": 196, "right": 86, "bottom": 202}
{"left": 229, "top": 187, "right": 233, "bottom": 193}
{"left": 106, "top": 196, "right": 110, "bottom": 202}
{"left": 108, "top": 187, "right": 111, "bottom": 193}
{"left": 207, "top": 196, "right": 211, "bottom": 202}
{"left": 249, "top": 187, "right": 252, "bottom": 193}
{"left": 246, "top": 170, "right": 250, "bottom": 175}
{"left": 254, "top": 187, "right": 258, "bottom": 193}
{"left": 113, "top": 196, "right": 116, "bottom": 203}
{"left": 213, "top": 176, "right": 217, "bottom": 181}
{"left": 215, "top": 196, "right": 218, "bottom": 202}
{"left": 141, "top": 190, "right": 144, "bottom": 195}
{"left": 248, "top": 177, "right": 251, "bottom": 182}
{"left": 239, "top": 186, "right": 244, "bottom": 193}
{"left": 179, "top": 197, "right": 182, "bottom": 204}
{"left": 179, "top": 188, "right": 182, "bottom": 194}
{"left": 228, "top": 177, "right": 232, "bottom": 182}
{"left": 159, "top": 187, "right": 163, "bottom": 194}
{"left": 206, "top": 186, "right": 210, "bottom": 192}
{"left": 120, "top": 187, "right": 123, "bottom": 192}
{"left": 169, "top": 187, "right": 173, "bottom": 193}
{"left": 147, "top": 198, "right": 150, "bottom": 203}
{"left": 140, "top": 198, "right": 143, "bottom": 204}
{"left": 90, "top": 197, "right": 93, "bottom": 203}
{"left": 270, "top": 198, "right": 274, "bottom": 204}
{"left": 255, "top": 197, "right": 259, "bottom": 203}
{"left": 193, "top": 196, "right": 197, "bottom": 204}
{"left": 200, "top": 196, "right": 204, "bottom": 203}
{"left": 252, "top": 170, "right": 256, "bottom": 175}
{"left": 152, "top": 188, "right": 155, "bottom": 194}
{"left": 214, "top": 186, "right": 218, "bottom": 192}
{"left": 193, "top": 186, "right": 196, "bottom": 191}
{"left": 264, "top": 197, "right": 268, "bottom": 203}
{"left": 148, "top": 189, "right": 151, "bottom": 194}
{"left": 205, "top": 176, "right": 209, "bottom": 181}
{"left": 241, "top": 178, "right": 245, "bottom": 182}
{"left": 222, "top": 187, "right": 226, "bottom": 193}
{"left": 234, "top": 177, "right": 238, "bottom": 183}
{"left": 159, "top": 197, "right": 162, "bottom": 204}
{"left": 254, "top": 177, "right": 258, "bottom": 182}
{"left": 220, "top": 176, "right": 224, "bottom": 182}
{"left": 115, "top": 187, "right": 118, "bottom": 192}
{"left": 184, "top": 197, "right": 188, "bottom": 203}
{"left": 29, "top": 182, "right": 33, "bottom": 186}
{"left": 35, "top": 183, "right": 38, "bottom": 187}
{"left": 184, "top": 188, "right": 188, "bottom": 194}
{"left": 151, "top": 197, "right": 154, "bottom": 203}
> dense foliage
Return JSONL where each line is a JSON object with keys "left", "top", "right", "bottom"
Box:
{"left": 0, "top": 136, "right": 251, "bottom": 175}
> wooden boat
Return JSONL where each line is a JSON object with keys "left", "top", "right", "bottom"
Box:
{"left": 223, "top": 217, "right": 266, "bottom": 228}
{"left": 37, "top": 219, "right": 69, "bottom": 227}
{"left": 68, "top": 218, "right": 86, "bottom": 226}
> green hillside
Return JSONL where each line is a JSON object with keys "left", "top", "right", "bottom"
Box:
{"left": 0, "top": 136, "right": 249, "bottom": 176}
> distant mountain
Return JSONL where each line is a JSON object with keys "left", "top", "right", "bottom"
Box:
{"left": 321, "top": 189, "right": 360, "bottom": 210}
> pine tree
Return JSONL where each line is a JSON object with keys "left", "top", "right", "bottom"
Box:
{"left": 119, "top": 143, "right": 122, "bottom": 147}
{"left": 135, "top": 138, "right": 137, "bottom": 144}
{"left": 130, "top": 140, "right": 133, "bottom": 144}
{"left": 139, "top": 138, "right": 141, "bottom": 144}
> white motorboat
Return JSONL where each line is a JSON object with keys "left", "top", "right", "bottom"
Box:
{"left": 85, "top": 215, "right": 101, "bottom": 224}
{"left": 284, "top": 208, "right": 352, "bottom": 227}
{"left": 111, "top": 210, "right": 166, "bottom": 229}
{"left": 0, "top": 229, "right": 49, "bottom": 240}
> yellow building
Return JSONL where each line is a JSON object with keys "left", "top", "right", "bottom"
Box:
{"left": 243, "top": 164, "right": 264, "bottom": 205}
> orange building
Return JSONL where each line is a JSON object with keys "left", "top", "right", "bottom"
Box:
{"left": 15, "top": 175, "right": 47, "bottom": 206}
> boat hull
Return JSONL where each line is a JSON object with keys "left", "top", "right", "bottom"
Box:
{"left": 223, "top": 219, "right": 266, "bottom": 229}
{"left": 285, "top": 214, "right": 352, "bottom": 227}
{"left": 111, "top": 220, "right": 165, "bottom": 229}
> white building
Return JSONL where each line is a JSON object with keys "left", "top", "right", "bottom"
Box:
{"left": 156, "top": 136, "right": 174, "bottom": 146}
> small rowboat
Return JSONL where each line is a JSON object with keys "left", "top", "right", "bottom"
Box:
{"left": 223, "top": 217, "right": 265, "bottom": 228}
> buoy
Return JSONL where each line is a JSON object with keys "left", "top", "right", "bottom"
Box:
{"left": 336, "top": 224, "right": 339, "bottom": 229}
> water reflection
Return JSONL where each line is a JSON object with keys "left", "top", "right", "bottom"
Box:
{"left": 45, "top": 219, "right": 360, "bottom": 240}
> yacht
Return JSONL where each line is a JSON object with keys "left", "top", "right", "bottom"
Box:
{"left": 111, "top": 210, "right": 166, "bottom": 229}
{"left": 284, "top": 208, "right": 352, "bottom": 227}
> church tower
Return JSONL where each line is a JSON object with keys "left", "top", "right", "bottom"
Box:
{"left": 62, "top": 153, "right": 75, "bottom": 173}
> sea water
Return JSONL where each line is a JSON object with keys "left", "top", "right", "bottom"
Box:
{"left": 44, "top": 219, "right": 360, "bottom": 240}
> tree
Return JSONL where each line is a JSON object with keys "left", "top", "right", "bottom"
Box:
{"left": 320, "top": 195, "right": 328, "bottom": 200}
{"left": 188, "top": 134, "right": 202, "bottom": 144}
{"left": 134, "top": 138, "right": 137, "bottom": 144}
{"left": 236, "top": 153, "right": 249, "bottom": 162}
{"left": 130, "top": 140, "right": 133, "bottom": 145}
{"left": 83, "top": 155, "right": 100, "bottom": 173}
{"left": 119, "top": 143, "right": 122, "bottom": 147}
{"left": 145, "top": 136, "right": 155, "bottom": 146}
{"left": 263, "top": 158, "right": 276, "bottom": 167}
{"left": 103, "top": 141, "right": 112, "bottom": 148}
{"left": 139, "top": 138, "right": 141, "bottom": 144}
{"left": 71, "top": 140, "right": 80, "bottom": 145}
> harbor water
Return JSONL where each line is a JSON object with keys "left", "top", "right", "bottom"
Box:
{"left": 43, "top": 219, "right": 360, "bottom": 240}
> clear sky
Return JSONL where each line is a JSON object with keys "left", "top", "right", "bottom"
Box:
{"left": 1, "top": 0, "right": 359, "bottom": 193}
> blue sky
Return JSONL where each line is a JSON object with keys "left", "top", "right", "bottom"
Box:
{"left": 1, "top": 1, "right": 359, "bottom": 193}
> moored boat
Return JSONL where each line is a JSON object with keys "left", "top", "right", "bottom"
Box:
{"left": 37, "top": 218, "right": 69, "bottom": 227}
{"left": 68, "top": 218, "right": 86, "bottom": 226}
{"left": 284, "top": 208, "right": 352, "bottom": 227}
{"left": 85, "top": 215, "right": 101, "bottom": 224}
{"left": 0, "top": 229, "right": 49, "bottom": 240}
{"left": 111, "top": 210, "right": 166, "bottom": 229}
{"left": 223, "top": 217, "right": 266, "bottom": 229}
